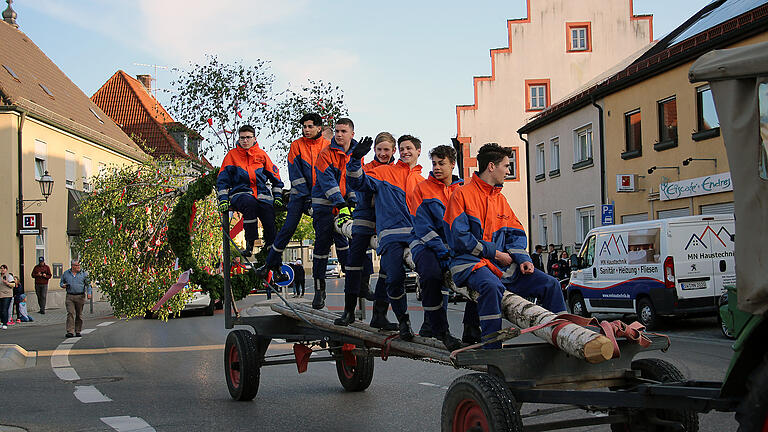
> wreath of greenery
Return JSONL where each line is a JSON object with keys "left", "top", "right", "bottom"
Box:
{"left": 167, "top": 172, "right": 261, "bottom": 301}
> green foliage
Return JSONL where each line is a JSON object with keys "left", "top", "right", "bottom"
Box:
{"left": 170, "top": 54, "right": 274, "bottom": 157}
{"left": 74, "top": 158, "right": 220, "bottom": 320}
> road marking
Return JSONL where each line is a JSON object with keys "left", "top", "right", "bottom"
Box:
{"left": 74, "top": 385, "right": 112, "bottom": 403}
{"left": 51, "top": 345, "right": 72, "bottom": 367}
{"left": 101, "top": 416, "right": 155, "bottom": 432}
{"left": 53, "top": 366, "right": 80, "bottom": 381}
{"left": 81, "top": 328, "right": 96, "bottom": 334}
{"left": 419, "top": 382, "right": 448, "bottom": 390}
{"left": 62, "top": 337, "right": 81, "bottom": 344}
{"left": 97, "top": 321, "right": 115, "bottom": 327}
{"left": 37, "top": 343, "right": 294, "bottom": 357}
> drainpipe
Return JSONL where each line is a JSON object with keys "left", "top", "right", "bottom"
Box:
{"left": 518, "top": 131, "right": 532, "bottom": 251}
{"left": 591, "top": 97, "right": 606, "bottom": 206}
{"left": 17, "top": 110, "right": 26, "bottom": 282}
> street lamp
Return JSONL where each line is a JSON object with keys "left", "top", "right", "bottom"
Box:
{"left": 682, "top": 157, "right": 717, "bottom": 169}
{"left": 17, "top": 170, "right": 54, "bottom": 211}
{"left": 647, "top": 166, "right": 680, "bottom": 175}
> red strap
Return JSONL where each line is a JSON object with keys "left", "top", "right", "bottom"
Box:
{"left": 381, "top": 334, "right": 399, "bottom": 361}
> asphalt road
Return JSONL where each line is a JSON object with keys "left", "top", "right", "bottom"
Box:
{"left": 0, "top": 277, "right": 739, "bottom": 431}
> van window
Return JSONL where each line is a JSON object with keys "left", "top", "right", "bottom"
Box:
{"left": 580, "top": 235, "right": 596, "bottom": 267}
{"left": 627, "top": 228, "right": 661, "bottom": 264}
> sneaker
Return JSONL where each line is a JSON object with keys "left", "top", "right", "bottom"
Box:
{"left": 65, "top": 332, "right": 74, "bottom": 338}
{"left": 76, "top": 333, "right": 82, "bottom": 337}
{"left": 1, "top": 325, "right": 7, "bottom": 330}
{"left": 7, "top": 320, "right": 14, "bottom": 325}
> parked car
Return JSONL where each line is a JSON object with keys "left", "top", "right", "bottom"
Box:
{"left": 184, "top": 287, "right": 215, "bottom": 316}
{"left": 326, "top": 257, "right": 342, "bottom": 278}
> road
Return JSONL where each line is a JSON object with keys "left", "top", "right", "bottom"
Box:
{"left": 0, "top": 277, "right": 738, "bottom": 431}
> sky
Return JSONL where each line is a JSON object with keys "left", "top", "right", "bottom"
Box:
{"left": 11, "top": 0, "right": 711, "bottom": 171}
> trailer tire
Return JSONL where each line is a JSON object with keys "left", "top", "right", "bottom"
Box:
{"left": 569, "top": 292, "right": 589, "bottom": 318}
{"left": 636, "top": 297, "right": 658, "bottom": 330}
{"left": 225, "top": 330, "right": 261, "bottom": 401}
{"left": 610, "top": 358, "right": 698, "bottom": 432}
{"left": 334, "top": 347, "right": 374, "bottom": 392}
{"left": 441, "top": 373, "right": 523, "bottom": 432}
{"left": 735, "top": 357, "right": 768, "bottom": 432}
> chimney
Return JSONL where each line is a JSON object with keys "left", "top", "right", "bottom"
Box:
{"left": 3, "top": 0, "right": 18, "bottom": 28}
{"left": 136, "top": 74, "right": 152, "bottom": 91}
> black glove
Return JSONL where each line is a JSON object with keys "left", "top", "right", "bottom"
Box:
{"left": 351, "top": 136, "right": 373, "bottom": 160}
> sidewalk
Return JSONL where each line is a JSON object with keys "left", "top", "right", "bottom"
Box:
{"left": 3, "top": 300, "right": 116, "bottom": 330}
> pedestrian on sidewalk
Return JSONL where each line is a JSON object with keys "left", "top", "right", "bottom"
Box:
{"left": 60, "top": 260, "right": 91, "bottom": 338}
{"left": 0, "top": 264, "right": 15, "bottom": 329}
{"left": 292, "top": 259, "right": 306, "bottom": 297}
{"left": 31, "top": 256, "right": 52, "bottom": 314}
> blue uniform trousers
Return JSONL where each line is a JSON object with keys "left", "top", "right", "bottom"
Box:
{"left": 312, "top": 208, "right": 349, "bottom": 280}
{"left": 380, "top": 241, "right": 408, "bottom": 316}
{"left": 468, "top": 266, "right": 566, "bottom": 349}
{"left": 343, "top": 230, "right": 375, "bottom": 295}
{"left": 231, "top": 194, "right": 276, "bottom": 249}
{"left": 414, "top": 249, "right": 450, "bottom": 335}
{"left": 266, "top": 197, "right": 309, "bottom": 268}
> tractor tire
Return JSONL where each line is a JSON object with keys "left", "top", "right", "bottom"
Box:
{"left": 224, "top": 330, "right": 261, "bottom": 401}
{"left": 736, "top": 357, "right": 768, "bottom": 432}
{"left": 441, "top": 373, "right": 523, "bottom": 432}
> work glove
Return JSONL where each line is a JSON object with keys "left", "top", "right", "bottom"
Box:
{"left": 438, "top": 253, "right": 451, "bottom": 272}
{"left": 335, "top": 206, "right": 352, "bottom": 230}
{"left": 218, "top": 200, "right": 230, "bottom": 212}
{"left": 273, "top": 195, "right": 284, "bottom": 208}
{"left": 303, "top": 198, "right": 313, "bottom": 217}
{"left": 351, "top": 136, "right": 373, "bottom": 160}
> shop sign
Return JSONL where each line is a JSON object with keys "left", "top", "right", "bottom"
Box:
{"left": 660, "top": 173, "right": 732, "bottom": 201}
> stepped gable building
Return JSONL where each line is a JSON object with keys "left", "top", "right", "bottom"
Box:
{"left": 455, "top": 0, "right": 653, "bottom": 236}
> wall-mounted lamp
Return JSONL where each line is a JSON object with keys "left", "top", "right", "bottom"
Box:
{"left": 17, "top": 170, "right": 54, "bottom": 212}
{"left": 647, "top": 166, "right": 680, "bottom": 175}
{"left": 682, "top": 157, "right": 717, "bottom": 169}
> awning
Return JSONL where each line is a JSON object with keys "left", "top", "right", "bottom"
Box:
{"left": 67, "top": 189, "right": 87, "bottom": 236}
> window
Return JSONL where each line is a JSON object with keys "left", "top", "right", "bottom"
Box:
{"left": 65, "top": 150, "right": 76, "bottom": 188}
{"left": 566, "top": 23, "right": 591, "bottom": 52}
{"left": 535, "top": 143, "right": 545, "bottom": 180}
{"left": 577, "top": 206, "right": 595, "bottom": 241}
{"left": 696, "top": 85, "right": 719, "bottom": 132}
{"left": 552, "top": 212, "right": 562, "bottom": 246}
{"left": 525, "top": 79, "right": 550, "bottom": 111}
{"left": 623, "top": 109, "right": 642, "bottom": 157}
{"left": 579, "top": 235, "right": 596, "bottom": 268}
{"left": 82, "top": 157, "right": 92, "bottom": 192}
{"left": 34, "top": 139, "right": 47, "bottom": 180}
{"left": 550, "top": 137, "right": 560, "bottom": 173}
{"left": 35, "top": 229, "right": 46, "bottom": 263}
{"left": 505, "top": 148, "right": 519, "bottom": 180}
{"left": 539, "top": 214, "right": 548, "bottom": 246}
{"left": 657, "top": 96, "right": 678, "bottom": 148}
{"left": 3, "top": 64, "right": 19, "bottom": 81}
{"left": 39, "top": 83, "right": 54, "bottom": 98}
{"left": 573, "top": 125, "right": 592, "bottom": 164}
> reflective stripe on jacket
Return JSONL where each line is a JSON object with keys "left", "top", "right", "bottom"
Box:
{"left": 410, "top": 173, "right": 463, "bottom": 260}
{"left": 217, "top": 143, "right": 284, "bottom": 204}
{"left": 444, "top": 173, "right": 531, "bottom": 286}
{"left": 311, "top": 138, "right": 357, "bottom": 209}
{"left": 350, "top": 156, "right": 395, "bottom": 234}
{"left": 287, "top": 135, "right": 329, "bottom": 199}
{"left": 346, "top": 158, "right": 424, "bottom": 251}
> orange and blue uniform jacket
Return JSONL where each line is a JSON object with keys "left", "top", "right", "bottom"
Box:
{"left": 350, "top": 156, "right": 395, "bottom": 235}
{"left": 287, "top": 135, "right": 329, "bottom": 201}
{"left": 346, "top": 158, "right": 424, "bottom": 251}
{"left": 410, "top": 173, "right": 464, "bottom": 264}
{"left": 217, "top": 143, "right": 283, "bottom": 204}
{"left": 311, "top": 138, "right": 358, "bottom": 210}
{"left": 443, "top": 173, "right": 531, "bottom": 287}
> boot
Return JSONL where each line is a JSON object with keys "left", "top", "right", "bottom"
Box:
{"left": 418, "top": 315, "right": 434, "bottom": 338}
{"left": 358, "top": 279, "right": 376, "bottom": 301}
{"left": 438, "top": 331, "right": 463, "bottom": 351}
{"left": 242, "top": 240, "right": 254, "bottom": 258}
{"left": 311, "top": 279, "right": 326, "bottom": 310}
{"left": 462, "top": 323, "right": 482, "bottom": 344}
{"left": 334, "top": 293, "right": 357, "bottom": 326}
{"left": 255, "top": 263, "right": 289, "bottom": 283}
{"left": 370, "top": 300, "right": 398, "bottom": 331}
{"left": 396, "top": 313, "right": 415, "bottom": 341}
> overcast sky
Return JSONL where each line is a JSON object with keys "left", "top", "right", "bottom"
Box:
{"left": 14, "top": 0, "right": 709, "bottom": 171}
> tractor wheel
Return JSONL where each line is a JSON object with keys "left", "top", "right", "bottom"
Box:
{"left": 334, "top": 345, "right": 374, "bottom": 392}
{"left": 441, "top": 373, "right": 523, "bottom": 432}
{"left": 224, "top": 330, "right": 261, "bottom": 401}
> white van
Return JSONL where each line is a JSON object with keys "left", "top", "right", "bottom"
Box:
{"left": 566, "top": 214, "right": 735, "bottom": 328}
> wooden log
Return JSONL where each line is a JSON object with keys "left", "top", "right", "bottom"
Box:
{"left": 500, "top": 292, "right": 614, "bottom": 364}
{"left": 270, "top": 303, "right": 454, "bottom": 363}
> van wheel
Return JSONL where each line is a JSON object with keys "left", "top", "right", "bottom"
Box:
{"left": 636, "top": 298, "right": 657, "bottom": 329}
{"left": 569, "top": 293, "right": 589, "bottom": 318}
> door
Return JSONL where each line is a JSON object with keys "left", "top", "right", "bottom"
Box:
{"left": 669, "top": 221, "right": 716, "bottom": 302}
{"left": 707, "top": 219, "right": 736, "bottom": 295}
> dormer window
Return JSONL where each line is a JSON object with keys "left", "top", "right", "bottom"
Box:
{"left": 566, "top": 22, "right": 592, "bottom": 52}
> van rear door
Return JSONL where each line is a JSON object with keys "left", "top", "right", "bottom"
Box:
{"left": 669, "top": 220, "right": 716, "bottom": 307}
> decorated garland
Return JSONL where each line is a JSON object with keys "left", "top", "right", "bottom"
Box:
{"left": 167, "top": 171, "right": 260, "bottom": 302}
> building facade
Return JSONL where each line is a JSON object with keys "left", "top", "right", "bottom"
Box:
{"left": 456, "top": 0, "right": 652, "bottom": 235}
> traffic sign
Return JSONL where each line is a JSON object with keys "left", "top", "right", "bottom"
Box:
{"left": 601, "top": 204, "right": 614, "bottom": 225}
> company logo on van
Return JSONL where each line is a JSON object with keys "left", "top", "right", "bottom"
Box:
{"left": 684, "top": 226, "right": 733, "bottom": 250}
{"left": 598, "top": 233, "right": 628, "bottom": 256}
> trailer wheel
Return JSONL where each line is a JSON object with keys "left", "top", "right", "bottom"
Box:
{"left": 636, "top": 297, "right": 658, "bottom": 330}
{"left": 735, "top": 357, "right": 768, "bottom": 432}
{"left": 610, "top": 358, "right": 698, "bottom": 432}
{"left": 224, "top": 330, "right": 261, "bottom": 401}
{"left": 441, "top": 373, "right": 523, "bottom": 432}
{"left": 334, "top": 346, "right": 374, "bottom": 392}
{"left": 569, "top": 293, "right": 589, "bottom": 317}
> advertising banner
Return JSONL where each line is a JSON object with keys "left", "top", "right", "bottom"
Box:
{"left": 659, "top": 173, "right": 732, "bottom": 201}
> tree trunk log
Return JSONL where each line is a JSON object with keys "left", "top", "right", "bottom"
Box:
{"left": 500, "top": 292, "right": 613, "bottom": 364}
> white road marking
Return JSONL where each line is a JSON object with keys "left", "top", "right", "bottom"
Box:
{"left": 273, "top": 338, "right": 286, "bottom": 343}
{"left": 74, "top": 385, "right": 112, "bottom": 403}
{"left": 51, "top": 345, "right": 72, "bottom": 368}
{"left": 62, "top": 337, "right": 81, "bottom": 344}
{"left": 80, "top": 328, "right": 96, "bottom": 334}
{"left": 418, "top": 382, "right": 440, "bottom": 387}
{"left": 101, "top": 416, "right": 155, "bottom": 431}
{"left": 97, "top": 321, "right": 115, "bottom": 327}
{"left": 53, "top": 367, "right": 80, "bottom": 381}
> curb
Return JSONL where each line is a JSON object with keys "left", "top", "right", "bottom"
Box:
{"left": 0, "top": 344, "right": 36, "bottom": 372}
